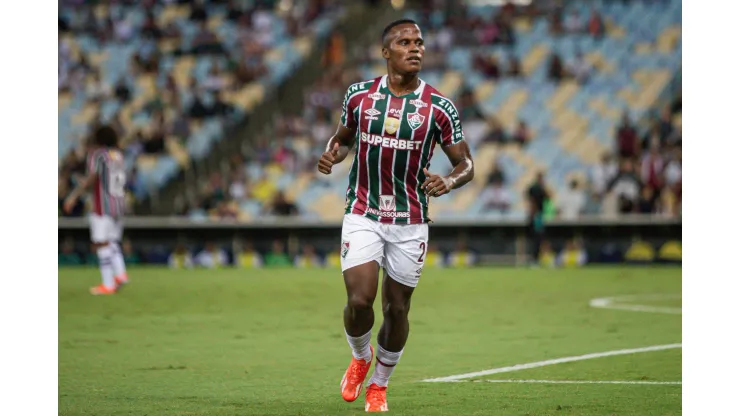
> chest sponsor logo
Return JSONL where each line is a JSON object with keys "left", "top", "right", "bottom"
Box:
{"left": 388, "top": 108, "right": 403, "bottom": 117}
{"left": 360, "top": 132, "right": 422, "bottom": 150}
{"left": 368, "top": 92, "right": 386, "bottom": 101}
{"left": 384, "top": 117, "right": 401, "bottom": 135}
{"left": 407, "top": 112, "right": 426, "bottom": 130}
{"left": 379, "top": 195, "right": 396, "bottom": 211}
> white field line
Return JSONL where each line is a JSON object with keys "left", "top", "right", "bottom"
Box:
{"left": 589, "top": 293, "right": 682, "bottom": 315}
{"left": 477, "top": 379, "right": 681, "bottom": 385}
{"left": 420, "top": 344, "right": 682, "bottom": 383}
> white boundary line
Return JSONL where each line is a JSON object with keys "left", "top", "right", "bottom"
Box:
{"left": 589, "top": 293, "right": 682, "bottom": 315}
{"left": 477, "top": 379, "right": 681, "bottom": 385}
{"left": 420, "top": 344, "right": 682, "bottom": 383}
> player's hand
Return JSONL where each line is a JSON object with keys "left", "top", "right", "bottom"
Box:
{"left": 318, "top": 142, "right": 340, "bottom": 175}
{"left": 62, "top": 196, "right": 77, "bottom": 214}
{"left": 422, "top": 168, "right": 454, "bottom": 198}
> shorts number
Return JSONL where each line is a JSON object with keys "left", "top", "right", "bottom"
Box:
{"left": 418, "top": 242, "right": 426, "bottom": 263}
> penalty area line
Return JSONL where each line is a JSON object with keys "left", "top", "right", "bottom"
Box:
{"left": 420, "top": 343, "right": 682, "bottom": 383}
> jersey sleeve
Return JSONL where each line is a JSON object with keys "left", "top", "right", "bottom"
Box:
{"left": 86, "top": 151, "right": 104, "bottom": 175}
{"left": 340, "top": 83, "right": 365, "bottom": 130}
{"left": 432, "top": 96, "right": 465, "bottom": 147}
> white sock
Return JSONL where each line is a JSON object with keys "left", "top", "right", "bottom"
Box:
{"left": 111, "top": 242, "right": 127, "bottom": 278}
{"left": 97, "top": 246, "right": 116, "bottom": 289}
{"left": 368, "top": 345, "right": 403, "bottom": 387}
{"left": 346, "top": 330, "right": 372, "bottom": 362}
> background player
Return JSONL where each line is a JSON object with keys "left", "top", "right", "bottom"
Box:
{"left": 317, "top": 19, "right": 474, "bottom": 412}
{"left": 64, "top": 125, "right": 129, "bottom": 295}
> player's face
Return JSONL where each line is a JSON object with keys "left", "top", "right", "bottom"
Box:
{"left": 384, "top": 24, "right": 425, "bottom": 74}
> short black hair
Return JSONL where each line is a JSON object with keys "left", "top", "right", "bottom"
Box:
{"left": 94, "top": 125, "right": 119, "bottom": 148}
{"left": 381, "top": 18, "right": 418, "bottom": 46}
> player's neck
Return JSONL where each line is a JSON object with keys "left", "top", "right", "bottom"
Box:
{"left": 386, "top": 71, "right": 420, "bottom": 96}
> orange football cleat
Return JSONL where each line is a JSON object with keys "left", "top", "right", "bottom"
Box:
{"left": 365, "top": 383, "right": 388, "bottom": 412}
{"left": 340, "top": 345, "right": 374, "bottom": 402}
{"left": 89, "top": 284, "right": 117, "bottom": 295}
{"left": 115, "top": 274, "right": 129, "bottom": 286}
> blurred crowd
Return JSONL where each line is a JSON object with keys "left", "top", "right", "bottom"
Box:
{"left": 59, "top": 0, "right": 339, "bottom": 217}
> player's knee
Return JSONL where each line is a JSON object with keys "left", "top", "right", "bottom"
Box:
{"left": 347, "top": 293, "right": 374, "bottom": 311}
{"left": 383, "top": 301, "right": 410, "bottom": 321}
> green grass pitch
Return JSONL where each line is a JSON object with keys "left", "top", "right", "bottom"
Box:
{"left": 59, "top": 266, "right": 681, "bottom": 415}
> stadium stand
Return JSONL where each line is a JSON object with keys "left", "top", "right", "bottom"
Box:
{"left": 181, "top": 0, "right": 681, "bottom": 222}
{"left": 58, "top": 0, "right": 346, "bottom": 216}
{"left": 59, "top": 0, "right": 681, "bottom": 222}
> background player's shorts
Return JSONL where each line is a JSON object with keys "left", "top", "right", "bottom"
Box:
{"left": 89, "top": 214, "right": 123, "bottom": 243}
{"left": 340, "top": 213, "right": 429, "bottom": 288}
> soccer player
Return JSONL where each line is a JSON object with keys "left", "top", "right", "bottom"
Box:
{"left": 63, "top": 125, "right": 129, "bottom": 295}
{"left": 317, "top": 19, "right": 474, "bottom": 412}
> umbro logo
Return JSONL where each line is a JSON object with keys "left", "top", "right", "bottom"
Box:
{"left": 364, "top": 108, "right": 381, "bottom": 121}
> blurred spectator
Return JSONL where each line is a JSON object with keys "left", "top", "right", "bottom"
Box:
{"left": 564, "top": 10, "right": 583, "bottom": 33}
{"left": 506, "top": 54, "right": 522, "bottom": 77}
{"left": 588, "top": 9, "right": 605, "bottom": 39}
{"left": 636, "top": 185, "right": 657, "bottom": 214}
{"left": 558, "top": 179, "right": 586, "bottom": 220}
{"left": 538, "top": 240, "right": 557, "bottom": 268}
{"left": 547, "top": 52, "right": 566, "bottom": 82}
{"left": 59, "top": 237, "right": 83, "bottom": 266}
{"left": 512, "top": 120, "right": 531, "bottom": 147}
{"left": 237, "top": 242, "right": 264, "bottom": 268}
{"left": 526, "top": 172, "right": 550, "bottom": 263}
{"left": 59, "top": 174, "right": 85, "bottom": 217}
{"left": 228, "top": 170, "right": 249, "bottom": 202}
{"left": 487, "top": 161, "right": 506, "bottom": 185}
{"left": 569, "top": 51, "right": 591, "bottom": 84}
{"left": 168, "top": 244, "right": 194, "bottom": 269}
{"left": 322, "top": 31, "right": 345, "bottom": 69}
{"left": 458, "top": 89, "right": 484, "bottom": 121}
{"left": 590, "top": 152, "right": 618, "bottom": 197}
{"left": 607, "top": 159, "right": 642, "bottom": 214}
{"left": 640, "top": 144, "right": 665, "bottom": 190}
{"left": 265, "top": 190, "right": 300, "bottom": 216}
{"left": 121, "top": 239, "right": 142, "bottom": 265}
{"left": 294, "top": 245, "right": 323, "bottom": 268}
{"left": 481, "top": 177, "right": 511, "bottom": 213}
{"left": 616, "top": 112, "right": 639, "bottom": 159}
{"left": 557, "top": 239, "right": 587, "bottom": 267}
{"left": 483, "top": 116, "right": 508, "bottom": 144}
{"left": 265, "top": 240, "right": 291, "bottom": 267}
{"left": 194, "top": 242, "right": 228, "bottom": 268}
{"left": 447, "top": 240, "right": 476, "bottom": 268}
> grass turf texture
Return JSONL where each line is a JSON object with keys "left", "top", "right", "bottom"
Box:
{"left": 59, "top": 267, "right": 681, "bottom": 415}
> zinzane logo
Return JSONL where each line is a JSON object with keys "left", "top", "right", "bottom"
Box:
{"left": 407, "top": 112, "right": 425, "bottom": 130}
{"left": 368, "top": 92, "right": 386, "bottom": 101}
{"left": 379, "top": 195, "right": 396, "bottom": 211}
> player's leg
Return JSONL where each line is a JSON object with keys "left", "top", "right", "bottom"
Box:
{"left": 89, "top": 215, "right": 117, "bottom": 295}
{"left": 110, "top": 217, "right": 128, "bottom": 285}
{"left": 365, "top": 223, "right": 428, "bottom": 412}
{"left": 339, "top": 214, "right": 384, "bottom": 402}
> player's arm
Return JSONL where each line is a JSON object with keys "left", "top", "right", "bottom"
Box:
{"left": 63, "top": 172, "right": 96, "bottom": 214}
{"left": 422, "top": 141, "right": 474, "bottom": 197}
{"left": 317, "top": 123, "right": 356, "bottom": 175}
{"left": 422, "top": 96, "right": 475, "bottom": 197}
{"left": 318, "top": 83, "right": 361, "bottom": 175}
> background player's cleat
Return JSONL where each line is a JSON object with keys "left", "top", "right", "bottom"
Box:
{"left": 115, "top": 274, "right": 129, "bottom": 286}
{"left": 364, "top": 383, "right": 388, "bottom": 412}
{"left": 90, "top": 284, "right": 117, "bottom": 295}
{"left": 340, "top": 345, "right": 374, "bottom": 402}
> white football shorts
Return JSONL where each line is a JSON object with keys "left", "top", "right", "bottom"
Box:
{"left": 89, "top": 214, "right": 123, "bottom": 243}
{"left": 340, "top": 213, "right": 429, "bottom": 288}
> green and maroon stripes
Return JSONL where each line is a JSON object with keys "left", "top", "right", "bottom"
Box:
{"left": 341, "top": 76, "right": 464, "bottom": 224}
